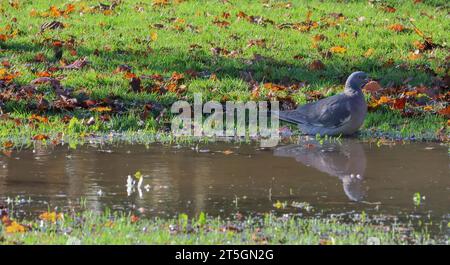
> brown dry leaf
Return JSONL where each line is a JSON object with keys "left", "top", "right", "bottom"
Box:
{"left": 247, "top": 39, "right": 266, "bottom": 48}
{"left": 61, "top": 57, "right": 88, "bottom": 70}
{"left": 221, "top": 150, "right": 234, "bottom": 155}
{"left": 393, "top": 97, "right": 406, "bottom": 110}
{"left": 171, "top": 72, "right": 184, "bottom": 82}
{"left": 29, "top": 114, "right": 49, "bottom": 124}
{"left": 363, "top": 81, "right": 381, "bottom": 92}
{"left": 438, "top": 106, "right": 450, "bottom": 117}
{"left": 309, "top": 60, "right": 325, "bottom": 70}
{"left": 388, "top": 24, "right": 405, "bottom": 32}
{"left": 263, "top": 83, "right": 286, "bottom": 92}
{"left": 151, "top": 31, "right": 158, "bottom": 41}
{"left": 312, "top": 34, "right": 326, "bottom": 42}
{"left": 130, "top": 77, "right": 142, "bottom": 92}
{"left": 152, "top": 0, "right": 169, "bottom": 7}
{"left": 32, "top": 134, "right": 49, "bottom": 141}
{"left": 37, "top": 71, "right": 52, "bottom": 77}
{"left": 383, "top": 6, "right": 396, "bottom": 13}
{"left": 213, "top": 20, "right": 231, "bottom": 28}
{"left": 131, "top": 215, "right": 140, "bottom": 223}
{"left": 3, "top": 141, "right": 13, "bottom": 149}
{"left": 408, "top": 51, "right": 422, "bottom": 60}
{"left": 34, "top": 53, "right": 46, "bottom": 62}
{"left": 113, "top": 64, "right": 132, "bottom": 73}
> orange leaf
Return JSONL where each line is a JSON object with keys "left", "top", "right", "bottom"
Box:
{"left": 49, "top": 6, "right": 62, "bottom": 17}
{"left": 263, "top": 83, "right": 286, "bottom": 92}
{"left": 124, "top": 72, "right": 137, "bottom": 79}
{"left": 438, "top": 106, "right": 450, "bottom": 116}
{"left": 329, "top": 46, "right": 346, "bottom": 53}
{"left": 388, "top": 24, "right": 405, "bottom": 32}
{"left": 364, "top": 48, "right": 374, "bottom": 57}
{"left": 5, "top": 221, "right": 26, "bottom": 233}
{"left": 37, "top": 71, "right": 52, "bottom": 77}
{"left": 171, "top": 72, "right": 184, "bottom": 82}
{"left": 130, "top": 215, "right": 140, "bottom": 223}
{"left": 90, "top": 106, "right": 112, "bottom": 112}
{"left": 408, "top": 52, "right": 422, "bottom": 60}
{"left": 29, "top": 114, "right": 49, "bottom": 123}
{"left": 39, "top": 211, "right": 63, "bottom": 223}
{"left": 3, "top": 141, "right": 13, "bottom": 149}
{"left": 312, "top": 34, "right": 326, "bottom": 42}
{"left": 393, "top": 98, "right": 406, "bottom": 110}
{"left": 383, "top": 6, "right": 396, "bottom": 13}
{"left": 32, "top": 134, "right": 49, "bottom": 141}
{"left": 378, "top": 96, "right": 391, "bottom": 104}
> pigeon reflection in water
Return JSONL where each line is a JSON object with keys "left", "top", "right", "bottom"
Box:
{"left": 274, "top": 139, "right": 367, "bottom": 201}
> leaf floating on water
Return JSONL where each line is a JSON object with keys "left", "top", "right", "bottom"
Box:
{"left": 221, "top": 150, "right": 234, "bottom": 155}
{"left": 273, "top": 200, "right": 287, "bottom": 209}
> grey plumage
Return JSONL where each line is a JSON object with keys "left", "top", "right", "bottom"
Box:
{"left": 274, "top": 139, "right": 367, "bottom": 201}
{"left": 277, "top": 71, "right": 369, "bottom": 136}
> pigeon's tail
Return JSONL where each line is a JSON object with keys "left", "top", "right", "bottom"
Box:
{"left": 274, "top": 110, "right": 306, "bottom": 125}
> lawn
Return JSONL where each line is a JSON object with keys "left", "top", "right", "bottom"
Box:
{"left": 0, "top": 0, "right": 448, "bottom": 145}
{"left": 0, "top": 209, "right": 444, "bottom": 245}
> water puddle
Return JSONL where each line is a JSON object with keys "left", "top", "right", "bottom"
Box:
{"left": 0, "top": 140, "right": 448, "bottom": 234}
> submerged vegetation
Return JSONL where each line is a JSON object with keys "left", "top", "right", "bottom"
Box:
{"left": 0, "top": 0, "right": 448, "bottom": 147}
{"left": 0, "top": 209, "right": 447, "bottom": 245}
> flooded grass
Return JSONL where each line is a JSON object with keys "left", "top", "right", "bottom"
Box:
{"left": 0, "top": 210, "right": 446, "bottom": 245}
{"left": 0, "top": 139, "right": 448, "bottom": 245}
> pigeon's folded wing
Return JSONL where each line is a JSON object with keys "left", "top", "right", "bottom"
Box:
{"left": 279, "top": 94, "right": 352, "bottom": 128}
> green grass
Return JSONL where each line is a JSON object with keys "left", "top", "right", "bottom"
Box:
{"left": 0, "top": 0, "right": 448, "bottom": 144}
{"left": 0, "top": 210, "right": 444, "bottom": 245}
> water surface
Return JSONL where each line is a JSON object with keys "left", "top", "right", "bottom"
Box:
{"left": 0, "top": 139, "right": 448, "bottom": 233}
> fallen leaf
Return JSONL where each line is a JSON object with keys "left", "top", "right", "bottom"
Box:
{"left": 393, "top": 97, "right": 406, "bottom": 110}
{"left": 29, "top": 114, "right": 49, "bottom": 123}
{"left": 39, "top": 211, "right": 62, "bottom": 223}
{"left": 90, "top": 106, "right": 112, "bottom": 112}
{"left": 61, "top": 57, "right": 88, "bottom": 70}
{"left": 3, "top": 141, "right": 13, "bottom": 149}
{"left": 131, "top": 215, "right": 140, "bottom": 223}
{"left": 329, "top": 46, "right": 346, "bottom": 53}
{"left": 423, "top": 105, "right": 433, "bottom": 111}
{"left": 364, "top": 48, "right": 374, "bottom": 57}
{"left": 363, "top": 81, "right": 381, "bottom": 92}
{"left": 222, "top": 150, "right": 234, "bottom": 155}
{"left": 151, "top": 31, "right": 158, "bottom": 41}
{"left": 438, "top": 106, "right": 450, "bottom": 117}
{"left": 309, "top": 60, "right": 325, "bottom": 70}
{"left": 32, "top": 134, "right": 49, "bottom": 141}
{"left": 388, "top": 24, "right": 405, "bottom": 32}
{"left": 5, "top": 221, "right": 26, "bottom": 233}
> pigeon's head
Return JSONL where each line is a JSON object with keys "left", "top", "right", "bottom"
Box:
{"left": 345, "top": 71, "right": 369, "bottom": 92}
